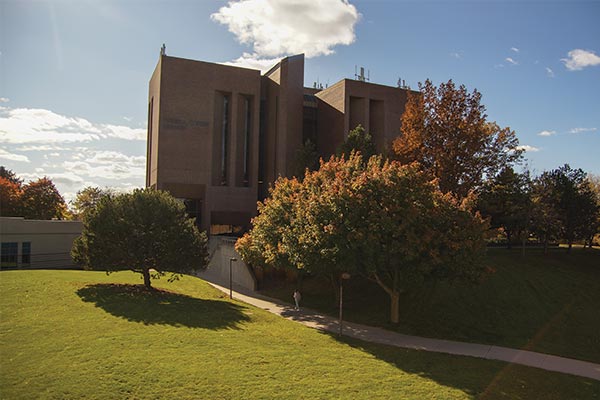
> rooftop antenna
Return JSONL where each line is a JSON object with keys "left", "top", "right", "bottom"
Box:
{"left": 397, "top": 77, "right": 410, "bottom": 89}
{"left": 355, "top": 66, "right": 370, "bottom": 82}
{"left": 160, "top": 43, "right": 166, "bottom": 56}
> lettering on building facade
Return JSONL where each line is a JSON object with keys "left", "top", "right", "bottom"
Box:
{"left": 162, "top": 118, "right": 209, "bottom": 131}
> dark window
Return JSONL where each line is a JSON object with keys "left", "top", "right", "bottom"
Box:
{"left": 1, "top": 242, "right": 18, "bottom": 267}
{"left": 22, "top": 242, "right": 31, "bottom": 265}
{"left": 183, "top": 199, "right": 201, "bottom": 228}
{"left": 302, "top": 106, "right": 318, "bottom": 145}
{"left": 243, "top": 97, "right": 251, "bottom": 186}
{"left": 221, "top": 95, "right": 230, "bottom": 185}
{"left": 146, "top": 98, "right": 153, "bottom": 187}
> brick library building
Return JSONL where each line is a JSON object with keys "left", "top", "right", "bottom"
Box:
{"left": 146, "top": 51, "right": 417, "bottom": 236}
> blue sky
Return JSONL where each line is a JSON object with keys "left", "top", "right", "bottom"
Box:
{"left": 1, "top": 0, "right": 599, "bottom": 201}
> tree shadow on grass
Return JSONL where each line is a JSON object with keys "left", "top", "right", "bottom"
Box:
{"left": 77, "top": 284, "right": 250, "bottom": 329}
{"left": 332, "top": 334, "right": 600, "bottom": 399}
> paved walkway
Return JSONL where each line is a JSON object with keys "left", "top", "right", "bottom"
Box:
{"left": 208, "top": 282, "right": 600, "bottom": 381}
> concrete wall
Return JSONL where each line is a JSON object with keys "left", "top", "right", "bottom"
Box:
{"left": 148, "top": 55, "right": 262, "bottom": 233}
{"left": 315, "top": 80, "right": 345, "bottom": 158}
{"left": 147, "top": 53, "right": 418, "bottom": 233}
{"left": 0, "top": 217, "right": 82, "bottom": 269}
{"left": 316, "top": 79, "right": 418, "bottom": 156}
{"left": 197, "top": 236, "right": 257, "bottom": 291}
{"left": 261, "top": 54, "right": 305, "bottom": 182}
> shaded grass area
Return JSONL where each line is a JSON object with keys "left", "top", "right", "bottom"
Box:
{"left": 1, "top": 270, "right": 598, "bottom": 399}
{"left": 263, "top": 247, "right": 600, "bottom": 363}
{"left": 76, "top": 284, "right": 250, "bottom": 329}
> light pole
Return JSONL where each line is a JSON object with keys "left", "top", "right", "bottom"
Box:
{"left": 338, "top": 272, "right": 351, "bottom": 336}
{"left": 229, "top": 257, "right": 237, "bottom": 299}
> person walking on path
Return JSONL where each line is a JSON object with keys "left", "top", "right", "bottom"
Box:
{"left": 293, "top": 290, "right": 302, "bottom": 311}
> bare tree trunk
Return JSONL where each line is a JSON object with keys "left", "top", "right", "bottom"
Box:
{"left": 142, "top": 269, "right": 152, "bottom": 290}
{"left": 390, "top": 292, "right": 400, "bottom": 324}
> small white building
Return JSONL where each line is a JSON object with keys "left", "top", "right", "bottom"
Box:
{"left": 0, "top": 217, "right": 83, "bottom": 269}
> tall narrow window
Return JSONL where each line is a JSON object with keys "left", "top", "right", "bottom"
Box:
{"left": 22, "top": 242, "right": 31, "bottom": 265}
{"left": 146, "top": 98, "right": 153, "bottom": 187}
{"left": 1, "top": 242, "right": 18, "bottom": 267}
{"left": 243, "top": 97, "right": 251, "bottom": 186}
{"left": 221, "top": 96, "right": 230, "bottom": 185}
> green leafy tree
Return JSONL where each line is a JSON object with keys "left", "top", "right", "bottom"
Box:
{"left": 530, "top": 174, "right": 562, "bottom": 254}
{"left": 237, "top": 153, "right": 488, "bottom": 323}
{"left": 72, "top": 189, "right": 209, "bottom": 289}
{"left": 393, "top": 79, "right": 523, "bottom": 199}
{"left": 337, "top": 124, "right": 376, "bottom": 160}
{"left": 533, "top": 165, "right": 599, "bottom": 252}
{"left": 585, "top": 174, "right": 600, "bottom": 247}
{"left": 21, "top": 177, "right": 67, "bottom": 220}
{"left": 292, "top": 139, "right": 320, "bottom": 179}
{"left": 478, "top": 167, "right": 532, "bottom": 248}
{"left": 71, "top": 186, "right": 113, "bottom": 220}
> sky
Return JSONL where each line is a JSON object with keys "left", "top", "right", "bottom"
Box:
{"left": 1, "top": 0, "right": 599, "bottom": 202}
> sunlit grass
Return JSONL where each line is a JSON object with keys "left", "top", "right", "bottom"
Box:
{"left": 1, "top": 269, "right": 598, "bottom": 399}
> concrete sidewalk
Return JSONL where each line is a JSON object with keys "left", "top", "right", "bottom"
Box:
{"left": 209, "top": 282, "right": 600, "bottom": 381}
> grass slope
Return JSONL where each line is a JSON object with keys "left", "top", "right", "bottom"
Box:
{"left": 263, "top": 247, "right": 600, "bottom": 363}
{"left": 1, "top": 270, "right": 598, "bottom": 399}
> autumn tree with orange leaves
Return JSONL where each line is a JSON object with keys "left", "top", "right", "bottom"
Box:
{"left": 237, "top": 153, "right": 488, "bottom": 324}
{"left": 393, "top": 79, "right": 523, "bottom": 199}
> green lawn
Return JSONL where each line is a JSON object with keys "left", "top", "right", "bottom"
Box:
{"left": 263, "top": 247, "right": 600, "bottom": 363}
{"left": 1, "top": 270, "right": 598, "bottom": 399}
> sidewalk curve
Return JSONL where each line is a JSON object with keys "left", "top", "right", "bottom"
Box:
{"left": 208, "top": 282, "right": 600, "bottom": 381}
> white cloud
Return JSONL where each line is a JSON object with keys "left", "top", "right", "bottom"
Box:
{"left": 87, "top": 150, "right": 146, "bottom": 167}
{"left": 510, "top": 47, "right": 520, "bottom": 53}
{"left": 561, "top": 49, "right": 600, "bottom": 71}
{"left": 62, "top": 160, "right": 145, "bottom": 181}
{"left": 222, "top": 53, "right": 282, "bottom": 72}
{"left": 545, "top": 67, "right": 555, "bottom": 78}
{"left": 450, "top": 52, "right": 462, "bottom": 59}
{"left": 537, "top": 130, "right": 556, "bottom": 136}
{"left": 0, "top": 107, "right": 146, "bottom": 144}
{"left": 15, "top": 145, "right": 69, "bottom": 151}
{"left": 0, "top": 97, "right": 9, "bottom": 103}
{"left": 505, "top": 57, "right": 518, "bottom": 65}
{"left": 0, "top": 148, "right": 30, "bottom": 163}
{"left": 61, "top": 150, "right": 146, "bottom": 181}
{"left": 517, "top": 145, "right": 540, "bottom": 152}
{"left": 211, "top": 0, "right": 360, "bottom": 65}
{"left": 569, "top": 127, "right": 597, "bottom": 134}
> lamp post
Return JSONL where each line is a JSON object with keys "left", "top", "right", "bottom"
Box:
{"left": 229, "top": 257, "right": 237, "bottom": 299}
{"left": 338, "top": 272, "right": 351, "bottom": 336}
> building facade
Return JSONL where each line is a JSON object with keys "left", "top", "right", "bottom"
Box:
{"left": 0, "top": 217, "right": 83, "bottom": 269}
{"left": 146, "top": 53, "right": 416, "bottom": 235}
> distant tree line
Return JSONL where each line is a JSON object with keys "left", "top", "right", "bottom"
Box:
{"left": 0, "top": 166, "right": 67, "bottom": 220}
{"left": 477, "top": 165, "right": 600, "bottom": 252}
{"left": 0, "top": 167, "right": 117, "bottom": 221}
